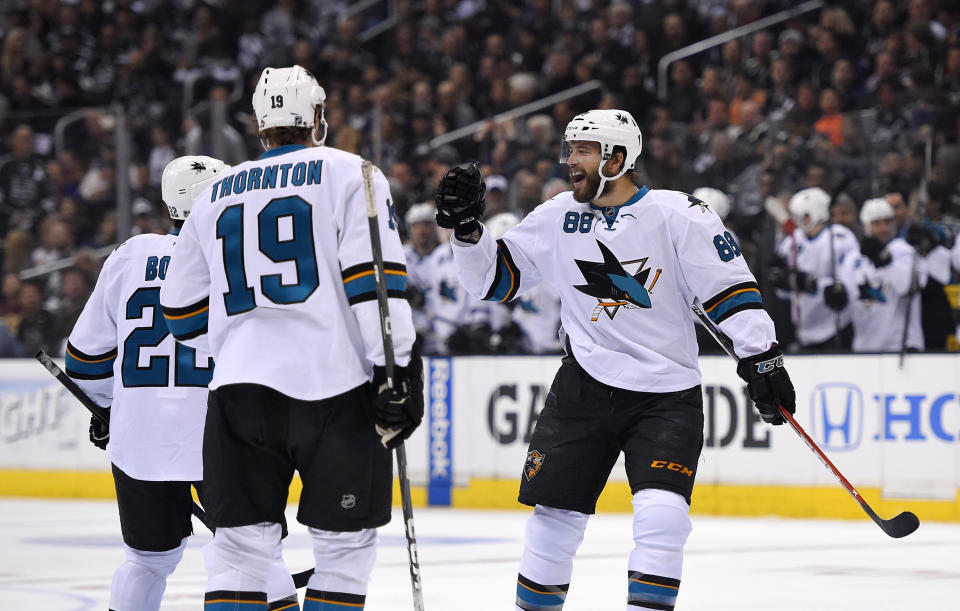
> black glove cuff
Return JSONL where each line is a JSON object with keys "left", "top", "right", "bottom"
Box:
{"left": 737, "top": 345, "right": 785, "bottom": 382}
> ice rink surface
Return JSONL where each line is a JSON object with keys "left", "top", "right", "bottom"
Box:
{"left": 2, "top": 498, "right": 958, "bottom": 610}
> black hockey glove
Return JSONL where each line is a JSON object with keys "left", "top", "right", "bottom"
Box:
{"left": 905, "top": 223, "right": 938, "bottom": 257}
{"left": 768, "top": 266, "right": 816, "bottom": 294}
{"left": 823, "top": 282, "right": 848, "bottom": 311}
{"left": 435, "top": 162, "right": 486, "bottom": 240}
{"left": 737, "top": 345, "right": 796, "bottom": 426}
{"left": 373, "top": 354, "right": 424, "bottom": 450}
{"left": 860, "top": 237, "right": 892, "bottom": 267}
{"left": 89, "top": 414, "right": 109, "bottom": 450}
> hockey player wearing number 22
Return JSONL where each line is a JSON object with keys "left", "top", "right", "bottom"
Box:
{"left": 437, "top": 109, "right": 797, "bottom": 611}
{"left": 65, "top": 155, "right": 299, "bottom": 610}
{"left": 160, "top": 66, "right": 422, "bottom": 611}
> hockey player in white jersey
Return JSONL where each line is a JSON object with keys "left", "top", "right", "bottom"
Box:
{"left": 837, "top": 198, "right": 926, "bottom": 352}
{"left": 771, "top": 187, "right": 858, "bottom": 350}
{"left": 403, "top": 202, "right": 444, "bottom": 347}
{"left": 160, "top": 66, "right": 421, "bottom": 611}
{"left": 436, "top": 109, "right": 796, "bottom": 611}
{"left": 65, "top": 155, "right": 299, "bottom": 611}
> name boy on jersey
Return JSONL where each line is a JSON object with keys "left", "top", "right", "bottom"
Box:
{"left": 160, "top": 66, "right": 421, "bottom": 611}
{"left": 436, "top": 109, "right": 795, "bottom": 611}
{"left": 772, "top": 187, "right": 858, "bottom": 350}
{"left": 838, "top": 198, "right": 926, "bottom": 352}
{"left": 66, "top": 155, "right": 298, "bottom": 611}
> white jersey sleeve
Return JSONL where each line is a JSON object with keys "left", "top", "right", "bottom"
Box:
{"left": 669, "top": 195, "right": 776, "bottom": 358}
{"left": 335, "top": 165, "right": 414, "bottom": 367}
{"left": 451, "top": 208, "right": 546, "bottom": 303}
{"left": 157, "top": 215, "right": 210, "bottom": 351}
{"left": 65, "top": 251, "right": 123, "bottom": 408}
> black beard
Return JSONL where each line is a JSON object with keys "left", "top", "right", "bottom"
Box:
{"left": 572, "top": 172, "right": 614, "bottom": 203}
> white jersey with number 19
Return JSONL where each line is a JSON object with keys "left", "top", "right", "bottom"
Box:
{"left": 160, "top": 144, "right": 415, "bottom": 401}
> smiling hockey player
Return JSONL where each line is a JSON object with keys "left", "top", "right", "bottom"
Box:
{"left": 435, "top": 109, "right": 795, "bottom": 611}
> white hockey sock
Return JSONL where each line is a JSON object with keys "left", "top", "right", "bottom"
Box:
{"left": 627, "top": 489, "right": 692, "bottom": 610}
{"left": 266, "top": 541, "right": 299, "bottom": 610}
{"left": 303, "top": 527, "right": 377, "bottom": 610}
{"left": 204, "top": 523, "right": 282, "bottom": 609}
{"left": 109, "top": 538, "right": 186, "bottom": 611}
{"left": 516, "top": 505, "right": 589, "bottom": 611}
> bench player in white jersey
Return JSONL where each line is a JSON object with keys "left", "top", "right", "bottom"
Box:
{"left": 160, "top": 66, "right": 421, "bottom": 611}
{"left": 772, "top": 187, "right": 858, "bottom": 350}
{"left": 436, "top": 109, "right": 796, "bottom": 611}
{"left": 66, "top": 155, "right": 299, "bottom": 611}
{"left": 837, "top": 198, "right": 926, "bottom": 352}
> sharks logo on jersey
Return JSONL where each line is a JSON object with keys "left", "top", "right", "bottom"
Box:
{"left": 573, "top": 240, "right": 663, "bottom": 321}
{"left": 686, "top": 194, "right": 710, "bottom": 214}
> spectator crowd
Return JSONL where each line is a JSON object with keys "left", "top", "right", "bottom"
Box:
{"left": 0, "top": 0, "right": 958, "bottom": 357}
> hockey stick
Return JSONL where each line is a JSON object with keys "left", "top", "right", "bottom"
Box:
{"left": 35, "top": 350, "right": 317, "bottom": 586}
{"left": 688, "top": 306, "right": 920, "bottom": 538}
{"left": 898, "top": 252, "right": 918, "bottom": 369}
{"left": 826, "top": 222, "right": 843, "bottom": 349}
{"left": 35, "top": 350, "right": 210, "bottom": 526}
{"left": 361, "top": 160, "right": 425, "bottom": 610}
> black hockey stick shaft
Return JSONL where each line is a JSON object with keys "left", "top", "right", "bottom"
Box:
{"left": 35, "top": 350, "right": 210, "bottom": 521}
{"left": 689, "top": 306, "right": 919, "bottom": 538}
{"left": 362, "top": 160, "right": 425, "bottom": 610}
{"left": 898, "top": 252, "right": 917, "bottom": 369}
{"left": 35, "top": 351, "right": 317, "bottom": 585}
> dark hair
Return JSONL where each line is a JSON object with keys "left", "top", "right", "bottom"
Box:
{"left": 610, "top": 145, "right": 635, "bottom": 176}
{"left": 260, "top": 126, "right": 312, "bottom": 148}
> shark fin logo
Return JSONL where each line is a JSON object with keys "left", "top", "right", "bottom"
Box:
{"left": 573, "top": 240, "right": 662, "bottom": 321}
{"left": 190, "top": 161, "right": 207, "bottom": 173}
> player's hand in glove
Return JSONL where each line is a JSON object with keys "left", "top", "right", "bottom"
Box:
{"left": 768, "top": 264, "right": 816, "bottom": 294}
{"left": 89, "top": 414, "right": 109, "bottom": 450}
{"left": 373, "top": 354, "right": 424, "bottom": 449}
{"left": 737, "top": 345, "right": 796, "bottom": 426}
{"left": 435, "top": 162, "right": 485, "bottom": 241}
{"left": 860, "top": 236, "right": 892, "bottom": 267}
{"left": 823, "top": 282, "right": 848, "bottom": 311}
{"left": 905, "top": 223, "right": 938, "bottom": 257}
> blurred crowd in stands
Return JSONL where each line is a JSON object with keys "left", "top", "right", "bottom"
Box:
{"left": 0, "top": 0, "right": 958, "bottom": 357}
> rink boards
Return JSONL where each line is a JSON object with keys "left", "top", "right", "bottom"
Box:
{"left": 1, "top": 354, "right": 958, "bottom": 522}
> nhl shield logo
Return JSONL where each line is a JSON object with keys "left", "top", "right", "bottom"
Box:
{"left": 341, "top": 494, "right": 356, "bottom": 510}
{"left": 524, "top": 450, "right": 545, "bottom": 481}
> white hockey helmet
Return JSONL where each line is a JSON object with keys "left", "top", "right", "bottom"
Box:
{"left": 252, "top": 65, "right": 328, "bottom": 146}
{"left": 692, "top": 187, "right": 731, "bottom": 220}
{"left": 859, "top": 197, "right": 894, "bottom": 236}
{"left": 161, "top": 155, "right": 231, "bottom": 220}
{"left": 561, "top": 109, "right": 643, "bottom": 199}
{"left": 485, "top": 212, "right": 521, "bottom": 240}
{"left": 788, "top": 187, "right": 831, "bottom": 231}
{"left": 405, "top": 202, "right": 436, "bottom": 227}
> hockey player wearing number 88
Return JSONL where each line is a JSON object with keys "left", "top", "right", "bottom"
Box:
{"left": 160, "top": 66, "right": 421, "bottom": 610}
{"left": 65, "top": 155, "right": 300, "bottom": 611}
{"left": 437, "top": 108, "right": 796, "bottom": 611}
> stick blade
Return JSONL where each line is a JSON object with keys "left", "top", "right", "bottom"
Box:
{"left": 881, "top": 511, "right": 920, "bottom": 538}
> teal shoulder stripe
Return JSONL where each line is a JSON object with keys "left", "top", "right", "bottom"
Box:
{"left": 343, "top": 272, "right": 406, "bottom": 300}
{"left": 65, "top": 353, "right": 115, "bottom": 380}
{"left": 707, "top": 291, "right": 763, "bottom": 324}
{"left": 163, "top": 307, "right": 209, "bottom": 342}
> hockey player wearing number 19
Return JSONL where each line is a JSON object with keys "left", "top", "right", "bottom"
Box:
{"left": 160, "top": 66, "right": 422, "bottom": 610}
{"left": 436, "top": 109, "right": 797, "bottom": 611}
